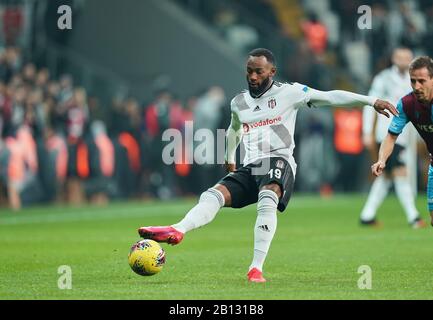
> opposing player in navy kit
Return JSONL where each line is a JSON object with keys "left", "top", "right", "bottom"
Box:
{"left": 139, "top": 48, "right": 398, "bottom": 282}
{"left": 361, "top": 48, "right": 426, "bottom": 228}
{"left": 372, "top": 56, "right": 433, "bottom": 228}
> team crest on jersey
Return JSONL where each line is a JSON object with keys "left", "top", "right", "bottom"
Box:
{"left": 276, "top": 160, "right": 285, "bottom": 169}
{"left": 268, "top": 98, "right": 277, "bottom": 109}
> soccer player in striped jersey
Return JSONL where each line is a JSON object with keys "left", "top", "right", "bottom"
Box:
{"left": 139, "top": 48, "right": 398, "bottom": 282}
{"left": 372, "top": 56, "right": 433, "bottom": 228}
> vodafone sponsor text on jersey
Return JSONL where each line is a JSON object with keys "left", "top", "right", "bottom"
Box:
{"left": 243, "top": 116, "right": 282, "bottom": 133}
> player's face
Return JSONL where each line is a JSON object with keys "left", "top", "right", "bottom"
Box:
{"left": 410, "top": 67, "right": 433, "bottom": 103}
{"left": 246, "top": 56, "right": 276, "bottom": 95}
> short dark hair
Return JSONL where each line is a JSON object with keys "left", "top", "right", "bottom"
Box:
{"left": 248, "top": 48, "right": 276, "bottom": 66}
{"left": 409, "top": 56, "right": 433, "bottom": 77}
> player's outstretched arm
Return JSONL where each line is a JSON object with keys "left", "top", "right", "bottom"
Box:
{"left": 371, "top": 133, "right": 398, "bottom": 176}
{"left": 307, "top": 89, "right": 398, "bottom": 117}
{"left": 225, "top": 111, "right": 243, "bottom": 173}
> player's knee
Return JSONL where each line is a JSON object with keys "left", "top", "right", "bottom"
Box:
{"left": 260, "top": 184, "right": 282, "bottom": 198}
{"left": 200, "top": 188, "right": 225, "bottom": 208}
{"left": 213, "top": 184, "right": 232, "bottom": 207}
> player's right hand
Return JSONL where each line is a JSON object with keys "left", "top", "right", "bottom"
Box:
{"left": 373, "top": 99, "right": 399, "bottom": 118}
{"left": 371, "top": 161, "right": 386, "bottom": 176}
{"left": 224, "top": 163, "right": 236, "bottom": 173}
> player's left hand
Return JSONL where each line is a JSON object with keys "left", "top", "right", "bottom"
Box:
{"left": 371, "top": 160, "right": 386, "bottom": 176}
{"left": 373, "top": 99, "right": 399, "bottom": 118}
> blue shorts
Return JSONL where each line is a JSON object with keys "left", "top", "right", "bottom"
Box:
{"left": 427, "top": 165, "right": 433, "bottom": 211}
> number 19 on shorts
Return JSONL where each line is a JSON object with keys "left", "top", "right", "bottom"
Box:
{"left": 268, "top": 168, "right": 282, "bottom": 180}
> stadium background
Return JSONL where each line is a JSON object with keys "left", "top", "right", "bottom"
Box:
{"left": 1, "top": 0, "right": 432, "bottom": 209}
{"left": 1, "top": 0, "right": 433, "bottom": 301}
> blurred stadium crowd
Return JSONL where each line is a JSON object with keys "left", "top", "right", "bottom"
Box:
{"left": 0, "top": 0, "right": 432, "bottom": 209}
{"left": 179, "top": 0, "right": 433, "bottom": 84}
{"left": 0, "top": 43, "right": 228, "bottom": 209}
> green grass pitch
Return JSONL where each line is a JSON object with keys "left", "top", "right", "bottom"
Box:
{"left": 0, "top": 194, "right": 432, "bottom": 300}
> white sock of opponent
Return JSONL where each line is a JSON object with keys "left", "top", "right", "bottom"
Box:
{"left": 394, "top": 176, "right": 420, "bottom": 223}
{"left": 360, "top": 176, "right": 391, "bottom": 222}
{"left": 249, "top": 189, "right": 279, "bottom": 272}
{"left": 172, "top": 188, "right": 225, "bottom": 233}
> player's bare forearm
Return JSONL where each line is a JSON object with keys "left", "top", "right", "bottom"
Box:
{"left": 371, "top": 133, "right": 397, "bottom": 176}
{"left": 378, "top": 133, "right": 397, "bottom": 163}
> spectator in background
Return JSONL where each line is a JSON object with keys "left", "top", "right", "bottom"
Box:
{"left": 143, "top": 88, "right": 183, "bottom": 199}
{"left": 8, "top": 85, "right": 27, "bottom": 137}
{"left": 63, "top": 87, "right": 90, "bottom": 205}
{"left": 191, "top": 86, "right": 226, "bottom": 193}
{"left": 58, "top": 74, "right": 74, "bottom": 104}
{"left": 301, "top": 12, "right": 328, "bottom": 56}
{"left": 66, "top": 87, "right": 89, "bottom": 144}
{"left": 287, "top": 41, "right": 334, "bottom": 91}
{"left": 25, "top": 88, "right": 46, "bottom": 138}
{"left": 47, "top": 80, "right": 64, "bottom": 135}
{"left": 175, "top": 94, "right": 198, "bottom": 195}
{"left": 302, "top": 0, "right": 340, "bottom": 50}
{"left": 88, "top": 95, "right": 107, "bottom": 125}
{"left": 0, "top": 140, "right": 7, "bottom": 203}
{"left": 388, "top": 0, "right": 426, "bottom": 52}
{"left": 4, "top": 47, "right": 22, "bottom": 80}
{"left": 193, "top": 86, "right": 225, "bottom": 132}
{"left": 296, "top": 107, "right": 336, "bottom": 195}
{"left": 333, "top": 107, "right": 364, "bottom": 192}
{"left": 87, "top": 120, "right": 115, "bottom": 205}
{"left": 1, "top": 112, "right": 42, "bottom": 209}
{"left": 0, "top": 81, "right": 12, "bottom": 137}
{"left": 421, "top": 4, "right": 433, "bottom": 56}
{"left": 0, "top": 136, "right": 25, "bottom": 210}
{"left": 43, "top": 126, "right": 68, "bottom": 204}
{"left": 22, "top": 62, "right": 36, "bottom": 86}
{"left": 2, "top": 3, "right": 24, "bottom": 46}
{"left": 214, "top": 6, "right": 259, "bottom": 53}
{"left": 0, "top": 49, "right": 14, "bottom": 83}
{"left": 369, "top": 3, "right": 391, "bottom": 73}
{"left": 331, "top": 0, "right": 362, "bottom": 41}
{"left": 35, "top": 68, "right": 50, "bottom": 91}
{"left": 109, "top": 97, "right": 142, "bottom": 199}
